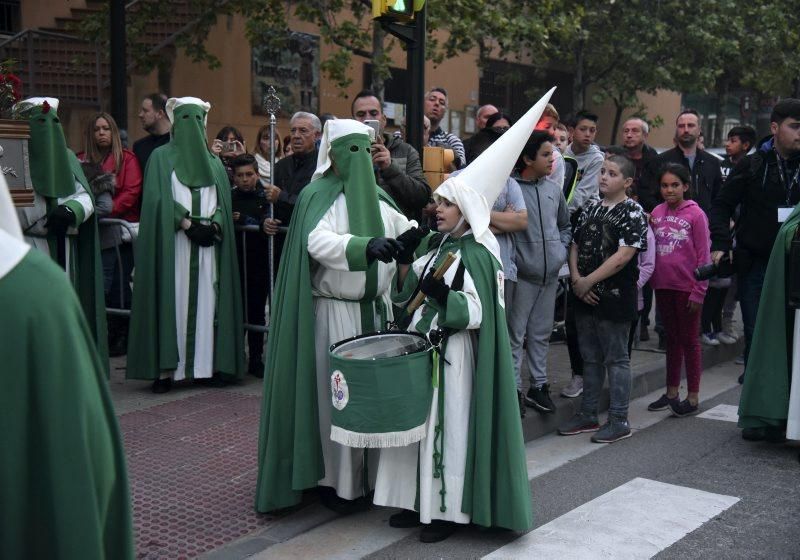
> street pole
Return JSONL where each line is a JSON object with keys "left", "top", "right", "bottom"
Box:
{"left": 109, "top": 0, "right": 128, "bottom": 141}
{"left": 405, "top": 3, "right": 426, "bottom": 153}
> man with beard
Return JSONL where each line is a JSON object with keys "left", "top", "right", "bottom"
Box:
{"left": 132, "top": 93, "right": 171, "bottom": 172}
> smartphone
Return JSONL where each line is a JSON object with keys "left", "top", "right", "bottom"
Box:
{"left": 364, "top": 120, "right": 381, "bottom": 143}
{"left": 222, "top": 141, "right": 237, "bottom": 153}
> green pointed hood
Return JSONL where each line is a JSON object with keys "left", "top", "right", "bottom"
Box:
{"left": 166, "top": 97, "right": 216, "bottom": 187}
{"left": 17, "top": 97, "right": 75, "bottom": 198}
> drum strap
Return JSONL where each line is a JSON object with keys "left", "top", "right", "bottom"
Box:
{"left": 432, "top": 343, "right": 447, "bottom": 513}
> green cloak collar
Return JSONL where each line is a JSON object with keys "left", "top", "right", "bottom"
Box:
{"left": 26, "top": 104, "right": 76, "bottom": 198}
{"left": 738, "top": 204, "right": 800, "bottom": 429}
{"left": 171, "top": 104, "right": 217, "bottom": 187}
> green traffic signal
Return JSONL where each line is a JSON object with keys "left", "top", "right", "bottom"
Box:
{"left": 388, "top": 0, "right": 412, "bottom": 14}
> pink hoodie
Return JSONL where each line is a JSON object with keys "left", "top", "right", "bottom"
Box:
{"left": 650, "top": 199, "right": 711, "bottom": 304}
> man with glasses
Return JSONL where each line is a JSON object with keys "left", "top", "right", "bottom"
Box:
{"left": 351, "top": 90, "right": 430, "bottom": 220}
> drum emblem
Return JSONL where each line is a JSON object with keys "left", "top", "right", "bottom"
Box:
{"left": 331, "top": 370, "right": 349, "bottom": 410}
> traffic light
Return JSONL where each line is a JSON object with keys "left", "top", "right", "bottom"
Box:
{"left": 372, "top": 0, "right": 424, "bottom": 20}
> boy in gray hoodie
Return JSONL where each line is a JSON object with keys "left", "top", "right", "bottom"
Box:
{"left": 509, "top": 131, "right": 572, "bottom": 413}
{"left": 564, "top": 110, "right": 604, "bottom": 214}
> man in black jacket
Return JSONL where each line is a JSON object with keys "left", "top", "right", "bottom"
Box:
{"left": 351, "top": 90, "right": 431, "bottom": 220}
{"left": 709, "top": 98, "right": 800, "bottom": 380}
{"left": 621, "top": 117, "right": 659, "bottom": 202}
{"left": 639, "top": 109, "right": 722, "bottom": 213}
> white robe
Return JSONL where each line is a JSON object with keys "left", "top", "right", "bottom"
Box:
{"left": 16, "top": 181, "right": 94, "bottom": 283}
{"left": 786, "top": 310, "right": 800, "bottom": 439}
{"left": 171, "top": 172, "right": 218, "bottom": 381}
{"left": 373, "top": 247, "right": 482, "bottom": 525}
{"left": 307, "top": 193, "right": 414, "bottom": 499}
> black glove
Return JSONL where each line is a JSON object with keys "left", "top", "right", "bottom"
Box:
{"left": 420, "top": 270, "right": 450, "bottom": 306}
{"left": 396, "top": 226, "right": 430, "bottom": 264}
{"left": 45, "top": 204, "right": 75, "bottom": 236}
{"left": 366, "top": 237, "right": 403, "bottom": 263}
{"left": 185, "top": 221, "right": 217, "bottom": 247}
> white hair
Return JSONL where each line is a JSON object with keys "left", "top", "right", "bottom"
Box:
{"left": 625, "top": 117, "right": 649, "bottom": 135}
{"left": 291, "top": 111, "right": 321, "bottom": 132}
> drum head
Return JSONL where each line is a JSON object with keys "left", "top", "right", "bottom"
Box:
{"left": 331, "top": 332, "right": 429, "bottom": 360}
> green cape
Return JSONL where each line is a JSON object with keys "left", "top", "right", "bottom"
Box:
{"left": 127, "top": 143, "right": 244, "bottom": 380}
{"left": 450, "top": 235, "right": 533, "bottom": 531}
{"left": 255, "top": 169, "right": 398, "bottom": 512}
{"left": 0, "top": 248, "right": 133, "bottom": 559}
{"left": 738, "top": 204, "right": 800, "bottom": 429}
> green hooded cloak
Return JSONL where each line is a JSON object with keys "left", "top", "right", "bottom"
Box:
{"left": 255, "top": 132, "right": 399, "bottom": 512}
{"left": 126, "top": 127, "right": 244, "bottom": 380}
{"left": 738, "top": 204, "right": 800, "bottom": 429}
{"left": 0, "top": 247, "right": 133, "bottom": 559}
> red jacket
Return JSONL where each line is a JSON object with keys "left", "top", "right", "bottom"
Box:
{"left": 78, "top": 149, "right": 143, "bottom": 223}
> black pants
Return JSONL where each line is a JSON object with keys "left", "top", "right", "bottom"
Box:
{"left": 565, "top": 291, "right": 583, "bottom": 376}
{"left": 237, "top": 234, "right": 271, "bottom": 363}
{"left": 701, "top": 286, "right": 728, "bottom": 334}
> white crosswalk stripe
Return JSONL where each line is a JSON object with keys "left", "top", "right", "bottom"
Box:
{"left": 483, "top": 478, "right": 739, "bottom": 560}
{"left": 697, "top": 404, "right": 740, "bottom": 423}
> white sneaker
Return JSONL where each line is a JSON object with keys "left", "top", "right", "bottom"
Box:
{"left": 717, "top": 332, "right": 738, "bottom": 344}
{"left": 701, "top": 333, "right": 720, "bottom": 346}
{"left": 561, "top": 376, "right": 584, "bottom": 398}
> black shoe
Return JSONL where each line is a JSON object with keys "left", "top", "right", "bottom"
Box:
{"left": 657, "top": 334, "right": 666, "bottom": 351}
{"left": 647, "top": 394, "right": 679, "bottom": 412}
{"left": 765, "top": 427, "right": 787, "bottom": 443}
{"left": 639, "top": 323, "right": 650, "bottom": 342}
{"left": 738, "top": 372, "right": 744, "bottom": 385}
{"left": 248, "top": 359, "right": 265, "bottom": 378}
{"left": 151, "top": 377, "right": 172, "bottom": 394}
{"left": 389, "top": 509, "right": 421, "bottom": 528}
{"left": 420, "top": 520, "right": 457, "bottom": 543}
{"left": 741, "top": 427, "right": 765, "bottom": 441}
{"left": 196, "top": 373, "right": 227, "bottom": 388}
{"left": 318, "top": 487, "right": 367, "bottom": 515}
{"left": 525, "top": 383, "right": 556, "bottom": 413}
{"left": 670, "top": 399, "right": 700, "bottom": 417}
{"left": 517, "top": 390, "right": 526, "bottom": 418}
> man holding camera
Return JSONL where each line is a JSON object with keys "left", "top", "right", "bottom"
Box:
{"left": 709, "top": 99, "right": 800, "bottom": 395}
{"left": 351, "top": 90, "right": 431, "bottom": 221}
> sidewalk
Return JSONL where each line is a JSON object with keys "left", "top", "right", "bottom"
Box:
{"left": 109, "top": 316, "right": 744, "bottom": 559}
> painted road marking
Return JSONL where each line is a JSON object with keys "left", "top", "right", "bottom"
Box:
{"left": 483, "top": 478, "right": 739, "bottom": 560}
{"left": 697, "top": 404, "right": 739, "bottom": 423}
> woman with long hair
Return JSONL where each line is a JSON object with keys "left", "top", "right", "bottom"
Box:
{"left": 253, "top": 124, "right": 282, "bottom": 183}
{"left": 78, "top": 111, "right": 143, "bottom": 356}
{"left": 211, "top": 125, "right": 246, "bottom": 186}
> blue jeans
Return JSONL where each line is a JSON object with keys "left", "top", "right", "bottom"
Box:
{"left": 737, "top": 258, "right": 768, "bottom": 366}
{"left": 576, "top": 311, "right": 632, "bottom": 419}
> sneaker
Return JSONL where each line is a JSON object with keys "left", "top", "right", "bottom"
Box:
{"left": 591, "top": 417, "right": 632, "bottom": 443}
{"left": 647, "top": 394, "right": 679, "bottom": 411}
{"left": 517, "top": 390, "right": 526, "bottom": 419}
{"left": 669, "top": 399, "right": 700, "bottom": 417}
{"left": 560, "top": 376, "right": 584, "bottom": 398}
{"left": 735, "top": 354, "right": 745, "bottom": 365}
{"left": 716, "top": 332, "right": 738, "bottom": 345}
{"left": 525, "top": 383, "right": 556, "bottom": 413}
{"left": 657, "top": 334, "right": 666, "bottom": 351}
{"left": 701, "top": 333, "right": 720, "bottom": 346}
{"left": 558, "top": 412, "right": 600, "bottom": 435}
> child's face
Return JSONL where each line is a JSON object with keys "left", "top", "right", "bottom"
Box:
{"left": 599, "top": 161, "right": 630, "bottom": 197}
{"left": 535, "top": 116, "right": 558, "bottom": 136}
{"left": 526, "top": 141, "right": 555, "bottom": 178}
{"left": 659, "top": 172, "right": 689, "bottom": 206}
{"left": 572, "top": 118, "right": 597, "bottom": 151}
{"left": 724, "top": 135, "right": 748, "bottom": 158}
{"left": 234, "top": 165, "right": 259, "bottom": 191}
{"left": 435, "top": 198, "right": 463, "bottom": 233}
{"left": 553, "top": 129, "right": 568, "bottom": 152}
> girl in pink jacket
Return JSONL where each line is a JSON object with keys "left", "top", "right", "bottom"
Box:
{"left": 647, "top": 163, "right": 711, "bottom": 417}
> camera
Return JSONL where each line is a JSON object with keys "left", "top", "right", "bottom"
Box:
{"left": 364, "top": 119, "right": 381, "bottom": 143}
{"left": 222, "top": 140, "right": 237, "bottom": 153}
{"left": 694, "top": 254, "right": 735, "bottom": 281}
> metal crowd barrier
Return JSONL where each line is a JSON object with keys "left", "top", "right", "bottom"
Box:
{"left": 99, "top": 218, "right": 138, "bottom": 318}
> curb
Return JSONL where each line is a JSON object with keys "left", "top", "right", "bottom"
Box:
{"left": 520, "top": 339, "right": 744, "bottom": 442}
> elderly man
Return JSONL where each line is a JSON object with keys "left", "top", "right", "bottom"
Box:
{"left": 128, "top": 97, "right": 243, "bottom": 393}
{"left": 425, "top": 87, "right": 466, "bottom": 168}
{"left": 639, "top": 109, "right": 722, "bottom": 213}
{"left": 621, "top": 117, "right": 658, "bottom": 201}
{"left": 463, "top": 104, "right": 499, "bottom": 165}
{"left": 256, "top": 119, "right": 422, "bottom": 515}
{"left": 351, "top": 89, "right": 430, "bottom": 220}
{"left": 15, "top": 96, "right": 107, "bottom": 368}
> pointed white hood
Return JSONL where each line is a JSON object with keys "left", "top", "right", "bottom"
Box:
{"left": 312, "top": 119, "right": 372, "bottom": 180}
{"left": 434, "top": 87, "right": 556, "bottom": 264}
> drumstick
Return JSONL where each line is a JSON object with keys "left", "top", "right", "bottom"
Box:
{"left": 407, "top": 252, "right": 456, "bottom": 313}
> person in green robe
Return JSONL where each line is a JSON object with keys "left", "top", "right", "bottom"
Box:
{"left": 255, "top": 119, "right": 418, "bottom": 514}
{"left": 0, "top": 175, "right": 134, "bottom": 559}
{"left": 127, "top": 96, "right": 244, "bottom": 392}
{"left": 371, "top": 92, "right": 556, "bottom": 542}
{"left": 14, "top": 96, "right": 109, "bottom": 370}
{"left": 739, "top": 204, "right": 800, "bottom": 442}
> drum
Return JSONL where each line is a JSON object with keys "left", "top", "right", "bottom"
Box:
{"left": 329, "top": 331, "right": 433, "bottom": 448}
